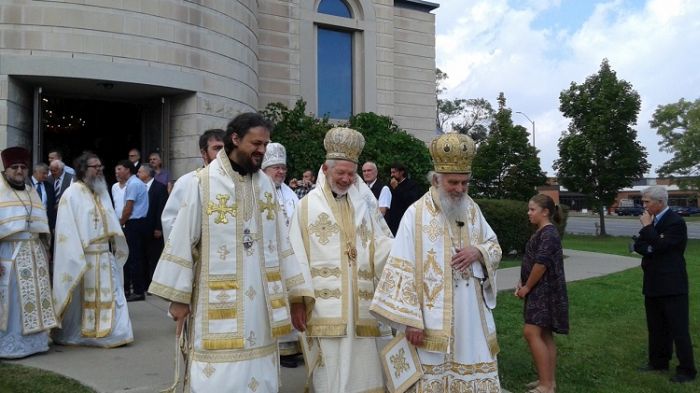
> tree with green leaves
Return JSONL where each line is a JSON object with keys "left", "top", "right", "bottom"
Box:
{"left": 554, "top": 59, "right": 650, "bottom": 235}
{"left": 262, "top": 100, "right": 432, "bottom": 190}
{"left": 436, "top": 68, "right": 493, "bottom": 143}
{"left": 649, "top": 97, "right": 700, "bottom": 189}
{"left": 471, "top": 93, "right": 546, "bottom": 200}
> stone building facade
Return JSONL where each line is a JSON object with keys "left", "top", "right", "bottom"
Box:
{"left": 0, "top": 0, "right": 437, "bottom": 177}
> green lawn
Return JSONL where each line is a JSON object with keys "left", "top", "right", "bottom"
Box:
{"left": 0, "top": 362, "right": 95, "bottom": 393}
{"left": 495, "top": 235, "right": 700, "bottom": 392}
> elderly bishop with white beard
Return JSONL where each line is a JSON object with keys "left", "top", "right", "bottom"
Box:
{"left": 371, "top": 133, "right": 502, "bottom": 392}
{"left": 52, "top": 152, "right": 133, "bottom": 347}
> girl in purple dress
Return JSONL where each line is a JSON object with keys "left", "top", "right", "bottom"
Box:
{"left": 516, "top": 194, "right": 569, "bottom": 393}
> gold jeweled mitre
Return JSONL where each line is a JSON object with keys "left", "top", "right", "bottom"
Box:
{"left": 429, "top": 133, "right": 477, "bottom": 174}
{"left": 323, "top": 127, "right": 365, "bottom": 164}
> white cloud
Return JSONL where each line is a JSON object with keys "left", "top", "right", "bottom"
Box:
{"left": 434, "top": 0, "right": 700, "bottom": 176}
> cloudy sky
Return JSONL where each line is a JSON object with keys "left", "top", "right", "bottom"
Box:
{"left": 433, "top": 0, "right": 700, "bottom": 176}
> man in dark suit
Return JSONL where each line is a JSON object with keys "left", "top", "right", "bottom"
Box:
{"left": 137, "top": 163, "right": 168, "bottom": 290}
{"left": 31, "top": 163, "right": 56, "bottom": 232}
{"left": 48, "top": 159, "right": 74, "bottom": 207}
{"left": 385, "top": 162, "right": 422, "bottom": 235}
{"left": 634, "top": 185, "right": 696, "bottom": 383}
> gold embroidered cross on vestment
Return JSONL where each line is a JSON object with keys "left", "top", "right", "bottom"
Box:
{"left": 258, "top": 192, "right": 277, "bottom": 220}
{"left": 206, "top": 194, "right": 237, "bottom": 224}
{"left": 390, "top": 348, "right": 410, "bottom": 377}
{"left": 309, "top": 213, "right": 339, "bottom": 245}
{"left": 217, "top": 245, "right": 230, "bottom": 260}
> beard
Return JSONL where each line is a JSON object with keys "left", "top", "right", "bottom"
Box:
{"left": 328, "top": 177, "right": 352, "bottom": 197}
{"left": 438, "top": 187, "right": 468, "bottom": 224}
{"left": 85, "top": 175, "right": 108, "bottom": 195}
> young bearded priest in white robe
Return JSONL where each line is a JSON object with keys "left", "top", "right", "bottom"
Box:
{"left": 52, "top": 152, "right": 133, "bottom": 348}
{"left": 288, "top": 127, "right": 394, "bottom": 393}
{"left": 149, "top": 113, "right": 314, "bottom": 393}
{"left": 370, "top": 133, "right": 503, "bottom": 392}
{"left": 0, "top": 147, "right": 57, "bottom": 358}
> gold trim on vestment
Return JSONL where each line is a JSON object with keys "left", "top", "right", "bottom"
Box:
{"left": 208, "top": 280, "right": 239, "bottom": 290}
{"left": 192, "top": 343, "right": 277, "bottom": 363}
{"left": 208, "top": 309, "right": 237, "bottom": 319}
{"left": 422, "top": 360, "right": 498, "bottom": 376}
{"left": 272, "top": 324, "right": 292, "bottom": 337}
{"left": 285, "top": 273, "right": 305, "bottom": 288}
{"left": 315, "top": 288, "right": 342, "bottom": 299}
{"left": 370, "top": 301, "right": 424, "bottom": 329}
{"left": 266, "top": 271, "right": 281, "bottom": 281}
{"left": 355, "top": 324, "right": 381, "bottom": 337}
{"left": 202, "top": 338, "right": 245, "bottom": 350}
{"left": 280, "top": 248, "right": 294, "bottom": 258}
{"left": 311, "top": 267, "right": 341, "bottom": 278}
{"left": 270, "top": 298, "right": 287, "bottom": 308}
{"left": 159, "top": 252, "right": 193, "bottom": 268}
{"left": 82, "top": 301, "right": 115, "bottom": 309}
{"left": 149, "top": 281, "right": 191, "bottom": 304}
{"left": 306, "top": 323, "right": 347, "bottom": 336}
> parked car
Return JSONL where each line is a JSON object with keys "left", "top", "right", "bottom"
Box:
{"left": 677, "top": 206, "right": 700, "bottom": 216}
{"left": 616, "top": 205, "right": 644, "bottom": 216}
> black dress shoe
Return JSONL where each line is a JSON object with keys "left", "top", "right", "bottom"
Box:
{"left": 637, "top": 364, "right": 668, "bottom": 372}
{"left": 670, "top": 374, "right": 696, "bottom": 383}
{"left": 126, "top": 293, "right": 145, "bottom": 302}
{"left": 280, "top": 355, "right": 298, "bottom": 368}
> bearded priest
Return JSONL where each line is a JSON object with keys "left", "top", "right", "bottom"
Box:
{"left": 288, "top": 127, "right": 394, "bottom": 393}
{"left": 52, "top": 152, "right": 133, "bottom": 347}
{"left": 148, "top": 113, "right": 315, "bottom": 392}
{"left": 0, "top": 147, "right": 57, "bottom": 358}
{"left": 370, "top": 133, "right": 503, "bottom": 392}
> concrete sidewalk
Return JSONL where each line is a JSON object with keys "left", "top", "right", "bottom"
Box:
{"left": 8, "top": 249, "right": 641, "bottom": 392}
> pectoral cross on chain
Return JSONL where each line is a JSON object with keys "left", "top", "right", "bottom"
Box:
{"left": 206, "top": 194, "right": 237, "bottom": 224}
{"left": 258, "top": 192, "right": 277, "bottom": 220}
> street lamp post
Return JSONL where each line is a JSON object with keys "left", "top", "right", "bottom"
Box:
{"left": 515, "top": 111, "right": 536, "bottom": 148}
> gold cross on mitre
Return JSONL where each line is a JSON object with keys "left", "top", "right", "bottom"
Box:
{"left": 206, "top": 194, "right": 237, "bottom": 224}
{"left": 259, "top": 192, "right": 277, "bottom": 220}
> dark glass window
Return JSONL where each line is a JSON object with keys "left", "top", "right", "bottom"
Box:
{"left": 318, "top": 0, "right": 352, "bottom": 18}
{"left": 317, "top": 28, "right": 352, "bottom": 119}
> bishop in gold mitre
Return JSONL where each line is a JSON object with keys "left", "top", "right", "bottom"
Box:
{"left": 288, "top": 126, "right": 394, "bottom": 393}
{"left": 371, "top": 132, "right": 503, "bottom": 393}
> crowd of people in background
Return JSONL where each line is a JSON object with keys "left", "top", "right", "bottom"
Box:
{"left": 0, "top": 111, "right": 695, "bottom": 393}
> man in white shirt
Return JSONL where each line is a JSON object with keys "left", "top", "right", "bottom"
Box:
{"left": 362, "top": 161, "right": 391, "bottom": 216}
{"left": 111, "top": 160, "right": 130, "bottom": 220}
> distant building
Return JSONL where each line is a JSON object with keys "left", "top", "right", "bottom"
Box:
{"left": 0, "top": 0, "right": 438, "bottom": 179}
{"left": 538, "top": 177, "right": 699, "bottom": 212}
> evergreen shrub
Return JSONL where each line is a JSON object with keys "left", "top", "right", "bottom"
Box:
{"left": 263, "top": 100, "right": 433, "bottom": 191}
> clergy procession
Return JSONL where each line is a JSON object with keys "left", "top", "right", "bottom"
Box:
{"left": 0, "top": 111, "right": 583, "bottom": 393}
